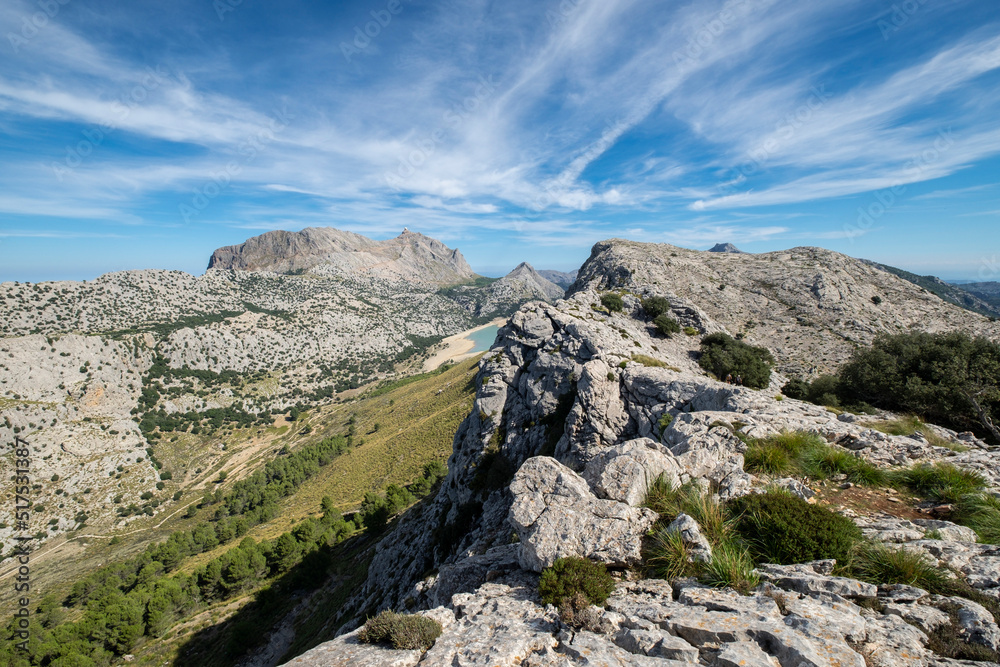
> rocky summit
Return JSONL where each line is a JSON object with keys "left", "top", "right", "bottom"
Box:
{"left": 708, "top": 243, "right": 744, "bottom": 254}
{"left": 207, "top": 227, "right": 476, "bottom": 285}
{"left": 573, "top": 241, "right": 999, "bottom": 376}
{"left": 288, "top": 239, "right": 1000, "bottom": 667}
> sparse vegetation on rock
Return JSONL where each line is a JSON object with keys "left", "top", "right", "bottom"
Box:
{"left": 357, "top": 610, "right": 442, "bottom": 651}
{"left": 697, "top": 332, "right": 774, "bottom": 388}
{"left": 538, "top": 556, "right": 616, "bottom": 610}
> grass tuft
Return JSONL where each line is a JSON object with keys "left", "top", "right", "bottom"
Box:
{"left": 863, "top": 415, "right": 969, "bottom": 452}
{"left": 699, "top": 541, "right": 759, "bottom": 594}
{"left": 846, "top": 541, "right": 952, "bottom": 591}
{"left": 889, "top": 462, "right": 986, "bottom": 503}
{"left": 645, "top": 528, "right": 701, "bottom": 580}
{"left": 742, "top": 431, "right": 887, "bottom": 485}
{"left": 954, "top": 493, "right": 1000, "bottom": 544}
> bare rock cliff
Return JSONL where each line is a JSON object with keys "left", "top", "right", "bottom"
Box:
{"left": 208, "top": 227, "right": 476, "bottom": 285}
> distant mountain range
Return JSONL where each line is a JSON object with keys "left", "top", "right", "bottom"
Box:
{"left": 0, "top": 227, "right": 568, "bottom": 551}
{"left": 863, "top": 262, "right": 1000, "bottom": 319}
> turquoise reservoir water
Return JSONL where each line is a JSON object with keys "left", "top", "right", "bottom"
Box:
{"left": 466, "top": 325, "right": 499, "bottom": 353}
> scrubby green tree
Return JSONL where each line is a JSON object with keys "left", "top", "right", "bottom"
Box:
{"left": 698, "top": 333, "right": 774, "bottom": 389}
{"left": 781, "top": 377, "right": 809, "bottom": 400}
{"left": 271, "top": 532, "right": 301, "bottom": 573}
{"left": 359, "top": 492, "right": 390, "bottom": 531}
{"left": 600, "top": 293, "right": 624, "bottom": 312}
{"left": 838, "top": 331, "right": 1000, "bottom": 442}
{"left": 641, "top": 296, "right": 671, "bottom": 319}
{"left": 653, "top": 313, "right": 681, "bottom": 337}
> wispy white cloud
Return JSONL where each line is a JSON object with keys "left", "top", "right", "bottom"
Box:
{"left": 0, "top": 0, "right": 998, "bottom": 258}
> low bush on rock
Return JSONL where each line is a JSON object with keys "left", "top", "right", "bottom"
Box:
{"left": 926, "top": 602, "right": 1000, "bottom": 662}
{"left": 698, "top": 333, "right": 774, "bottom": 389}
{"left": 600, "top": 293, "right": 624, "bottom": 312}
{"left": 357, "top": 610, "right": 442, "bottom": 650}
{"left": 641, "top": 295, "right": 671, "bottom": 319}
{"left": 653, "top": 313, "right": 681, "bottom": 337}
{"left": 727, "top": 491, "right": 862, "bottom": 565}
{"left": 538, "top": 557, "right": 616, "bottom": 610}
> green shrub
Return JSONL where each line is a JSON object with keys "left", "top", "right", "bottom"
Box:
{"left": 806, "top": 374, "right": 841, "bottom": 407}
{"left": 683, "top": 326, "right": 698, "bottom": 336}
{"left": 601, "top": 293, "right": 624, "bottom": 312}
{"left": 641, "top": 296, "right": 671, "bottom": 319}
{"left": 781, "top": 378, "right": 810, "bottom": 400}
{"left": 890, "top": 462, "right": 986, "bottom": 503}
{"left": 780, "top": 375, "right": 841, "bottom": 406}
{"left": 538, "top": 557, "right": 616, "bottom": 609}
{"left": 698, "top": 333, "right": 774, "bottom": 389}
{"left": 837, "top": 331, "right": 1000, "bottom": 444}
{"left": 728, "top": 491, "right": 862, "bottom": 565}
{"left": 653, "top": 314, "right": 681, "bottom": 337}
{"left": 357, "top": 610, "right": 442, "bottom": 650}
{"left": 657, "top": 413, "right": 674, "bottom": 436}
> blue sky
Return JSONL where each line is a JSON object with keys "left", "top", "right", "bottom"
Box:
{"left": 1, "top": 0, "right": 999, "bottom": 282}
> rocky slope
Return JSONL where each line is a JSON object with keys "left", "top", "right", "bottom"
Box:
{"left": 441, "top": 263, "right": 566, "bottom": 320}
{"left": 287, "top": 239, "right": 1000, "bottom": 667}
{"left": 866, "top": 263, "right": 1000, "bottom": 320}
{"left": 208, "top": 228, "right": 476, "bottom": 285}
{"left": 572, "top": 241, "right": 1000, "bottom": 377}
{"left": 0, "top": 230, "right": 561, "bottom": 555}
{"left": 961, "top": 282, "right": 1000, "bottom": 311}
{"left": 537, "top": 269, "right": 579, "bottom": 290}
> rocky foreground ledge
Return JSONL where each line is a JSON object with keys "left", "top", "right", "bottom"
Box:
{"left": 286, "top": 539, "right": 1000, "bottom": 667}
{"left": 281, "top": 284, "right": 1000, "bottom": 667}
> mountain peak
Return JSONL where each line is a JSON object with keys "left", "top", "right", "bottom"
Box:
{"left": 708, "top": 242, "right": 744, "bottom": 253}
{"left": 207, "top": 226, "right": 476, "bottom": 285}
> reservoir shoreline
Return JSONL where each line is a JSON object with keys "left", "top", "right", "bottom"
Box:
{"left": 423, "top": 317, "right": 507, "bottom": 371}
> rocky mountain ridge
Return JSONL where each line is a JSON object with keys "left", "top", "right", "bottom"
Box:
{"left": 0, "top": 230, "right": 562, "bottom": 554}
{"left": 286, "top": 239, "right": 1000, "bottom": 667}
{"left": 437, "top": 263, "right": 565, "bottom": 321}
{"left": 208, "top": 228, "right": 476, "bottom": 286}
{"left": 537, "top": 269, "right": 580, "bottom": 290}
{"left": 708, "top": 243, "right": 744, "bottom": 254}
{"left": 863, "top": 262, "right": 1000, "bottom": 320}
{"left": 571, "top": 241, "right": 1000, "bottom": 377}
